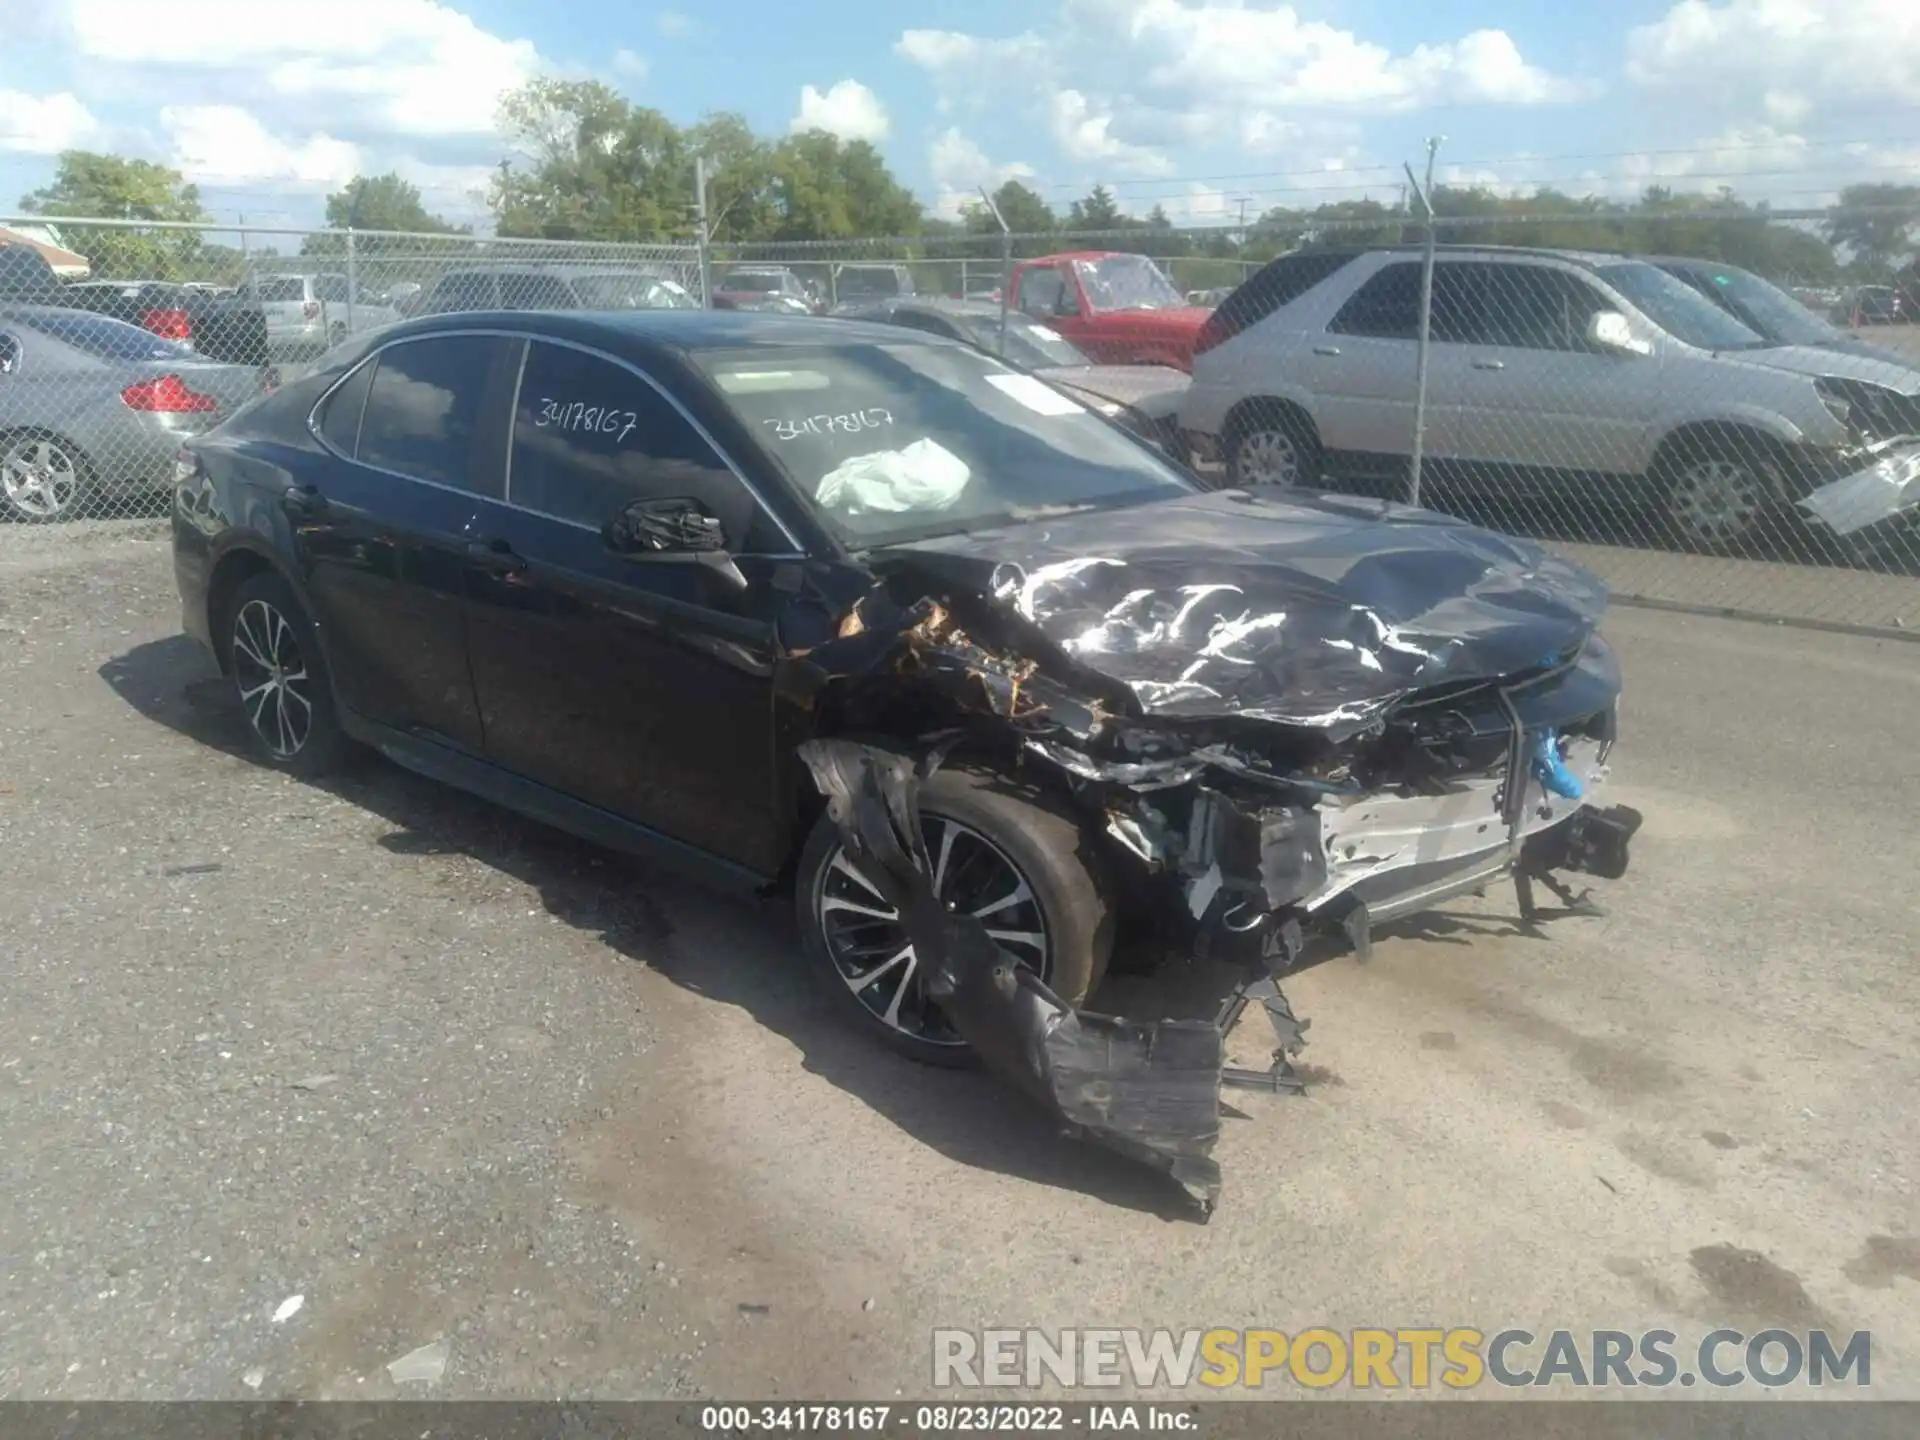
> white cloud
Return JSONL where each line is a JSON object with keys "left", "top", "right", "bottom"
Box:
{"left": 63, "top": 0, "right": 542, "bottom": 137}
{"left": 613, "top": 49, "right": 648, "bottom": 79}
{"left": 161, "top": 105, "right": 362, "bottom": 190}
{"left": 1627, "top": 0, "right": 1920, "bottom": 108}
{"left": 657, "top": 9, "right": 692, "bottom": 36}
{"left": 0, "top": 89, "right": 102, "bottom": 153}
{"left": 1049, "top": 91, "right": 1172, "bottom": 175}
{"left": 928, "top": 127, "right": 1036, "bottom": 218}
{"left": 791, "top": 80, "right": 891, "bottom": 142}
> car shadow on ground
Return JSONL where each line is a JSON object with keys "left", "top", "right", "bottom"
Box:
{"left": 100, "top": 634, "right": 1216, "bottom": 1222}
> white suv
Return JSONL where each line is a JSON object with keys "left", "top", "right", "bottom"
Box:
{"left": 1179, "top": 246, "right": 1920, "bottom": 550}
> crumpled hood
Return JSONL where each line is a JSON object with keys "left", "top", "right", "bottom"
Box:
{"left": 1036, "top": 363, "right": 1190, "bottom": 418}
{"left": 1731, "top": 343, "right": 1920, "bottom": 395}
{"left": 880, "top": 489, "right": 1610, "bottom": 732}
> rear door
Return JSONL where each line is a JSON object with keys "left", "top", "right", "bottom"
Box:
{"left": 1311, "top": 259, "right": 1464, "bottom": 474}
{"left": 297, "top": 332, "right": 521, "bottom": 749}
{"left": 459, "top": 337, "right": 799, "bottom": 874}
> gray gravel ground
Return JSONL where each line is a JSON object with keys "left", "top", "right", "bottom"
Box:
{"left": 1, "top": 534, "right": 1918, "bottom": 1401}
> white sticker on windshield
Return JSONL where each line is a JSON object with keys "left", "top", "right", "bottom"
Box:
{"left": 1029, "top": 325, "right": 1063, "bottom": 341}
{"left": 985, "top": 373, "right": 1084, "bottom": 416}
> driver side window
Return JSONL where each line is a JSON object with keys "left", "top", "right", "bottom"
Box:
{"left": 507, "top": 341, "right": 783, "bottom": 552}
{"left": 1018, "top": 267, "right": 1069, "bottom": 318}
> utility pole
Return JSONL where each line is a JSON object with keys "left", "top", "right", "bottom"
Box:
{"left": 694, "top": 157, "right": 712, "bottom": 307}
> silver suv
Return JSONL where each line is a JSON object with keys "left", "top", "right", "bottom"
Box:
{"left": 251, "top": 273, "right": 401, "bottom": 358}
{"left": 1180, "top": 246, "right": 1920, "bottom": 549}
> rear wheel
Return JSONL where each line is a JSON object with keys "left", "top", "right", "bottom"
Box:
{"left": 1227, "top": 405, "right": 1320, "bottom": 490}
{"left": 224, "top": 571, "right": 348, "bottom": 777}
{"left": 796, "top": 766, "right": 1112, "bottom": 1067}
{"left": 0, "top": 433, "right": 89, "bottom": 522}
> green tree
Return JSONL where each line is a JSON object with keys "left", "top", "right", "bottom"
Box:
{"left": 489, "top": 78, "right": 692, "bottom": 240}
{"left": 18, "top": 151, "right": 212, "bottom": 279}
{"left": 1067, "top": 184, "right": 1124, "bottom": 231}
{"left": 771, "top": 131, "right": 920, "bottom": 240}
{"left": 324, "top": 173, "right": 465, "bottom": 235}
{"left": 1823, "top": 183, "right": 1920, "bottom": 274}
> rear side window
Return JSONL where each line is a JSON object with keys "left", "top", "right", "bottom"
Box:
{"left": 1328, "top": 262, "right": 1423, "bottom": 339}
{"left": 355, "top": 336, "right": 514, "bottom": 495}
{"left": 1213, "top": 252, "right": 1358, "bottom": 335}
{"left": 255, "top": 277, "right": 307, "bottom": 303}
{"left": 314, "top": 276, "right": 350, "bottom": 304}
{"left": 315, "top": 359, "right": 377, "bottom": 455}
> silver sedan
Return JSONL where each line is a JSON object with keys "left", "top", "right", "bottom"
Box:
{"left": 0, "top": 306, "right": 266, "bottom": 522}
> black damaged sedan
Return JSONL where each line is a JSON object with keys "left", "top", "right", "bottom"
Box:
{"left": 173, "top": 309, "right": 1637, "bottom": 1211}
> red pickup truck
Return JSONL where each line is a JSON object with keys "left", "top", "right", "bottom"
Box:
{"left": 1007, "top": 251, "right": 1213, "bottom": 371}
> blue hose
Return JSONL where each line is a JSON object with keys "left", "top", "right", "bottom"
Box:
{"left": 1530, "top": 728, "right": 1584, "bottom": 799}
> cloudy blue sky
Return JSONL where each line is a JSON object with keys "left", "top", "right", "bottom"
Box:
{"left": 1, "top": 0, "right": 1915, "bottom": 233}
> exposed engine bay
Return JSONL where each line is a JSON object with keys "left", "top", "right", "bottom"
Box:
{"left": 779, "top": 489, "right": 1643, "bottom": 1217}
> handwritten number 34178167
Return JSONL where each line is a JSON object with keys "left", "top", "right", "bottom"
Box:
{"left": 534, "top": 399, "right": 638, "bottom": 442}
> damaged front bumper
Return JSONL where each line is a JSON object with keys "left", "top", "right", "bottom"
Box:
{"left": 1796, "top": 438, "right": 1920, "bottom": 546}
{"left": 800, "top": 713, "right": 1640, "bottom": 1218}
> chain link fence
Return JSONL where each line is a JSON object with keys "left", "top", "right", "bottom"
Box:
{"left": 2, "top": 210, "right": 1916, "bottom": 634}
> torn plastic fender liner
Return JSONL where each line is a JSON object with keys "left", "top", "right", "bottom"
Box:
{"left": 795, "top": 736, "right": 1228, "bottom": 1216}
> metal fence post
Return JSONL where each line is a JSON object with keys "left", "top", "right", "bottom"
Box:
{"left": 695, "top": 158, "right": 713, "bottom": 307}
{"left": 345, "top": 228, "right": 358, "bottom": 332}
{"left": 1404, "top": 137, "right": 1443, "bottom": 510}
{"left": 239, "top": 216, "right": 257, "bottom": 303}
{"left": 975, "top": 187, "right": 1013, "bottom": 356}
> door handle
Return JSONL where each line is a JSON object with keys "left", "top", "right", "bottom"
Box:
{"left": 1472, "top": 358, "right": 1506, "bottom": 370}
{"left": 281, "top": 484, "right": 327, "bottom": 516}
{"left": 465, "top": 538, "right": 527, "bottom": 574}
{"left": 1312, "top": 345, "right": 1342, "bottom": 356}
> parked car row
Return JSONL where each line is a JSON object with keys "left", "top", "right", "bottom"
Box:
{"left": 1176, "top": 245, "right": 1920, "bottom": 553}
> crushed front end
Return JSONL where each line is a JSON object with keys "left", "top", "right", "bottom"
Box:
{"left": 783, "top": 489, "right": 1644, "bottom": 1217}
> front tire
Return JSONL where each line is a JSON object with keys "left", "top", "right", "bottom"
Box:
{"left": 796, "top": 765, "right": 1113, "bottom": 1067}
{"left": 224, "top": 571, "right": 347, "bottom": 778}
{"left": 1658, "top": 439, "right": 1779, "bottom": 552}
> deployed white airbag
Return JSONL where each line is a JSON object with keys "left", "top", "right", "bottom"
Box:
{"left": 815, "top": 438, "right": 971, "bottom": 514}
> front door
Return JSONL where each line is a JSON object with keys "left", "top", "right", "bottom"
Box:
{"left": 460, "top": 337, "right": 799, "bottom": 875}
{"left": 1446, "top": 261, "right": 1662, "bottom": 487}
{"left": 294, "top": 333, "right": 520, "bottom": 750}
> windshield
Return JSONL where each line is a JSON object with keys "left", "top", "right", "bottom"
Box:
{"left": 571, "top": 273, "right": 698, "bottom": 309}
{"left": 961, "top": 315, "right": 1090, "bottom": 368}
{"left": 1072, "top": 255, "right": 1184, "bottom": 312}
{"left": 1595, "top": 262, "right": 1767, "bottom": 351}
{"left": 722, "top": 271, "right": 784, "bottom": 293}
{"left": 696, "top": 342, "right": 1189, "bottom": 547}
{"left": 16, "top": 310, "right": 194, "bottom": 363}
{"left": 1665, "top": 264, "right": 1844, "bottom": 348}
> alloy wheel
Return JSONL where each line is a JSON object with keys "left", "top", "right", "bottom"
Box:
{"left": 813, "top": 815, "right": 1052, "bottom": 1048}
{"left": 1, "top": 437, "right": 81, "bottom": 520}
{"left": 231, "top": 597, "right": 314, "bottom": 759}
{"left": 1233, "top": 429, "right": 1302, "bottom": 488}
{"left": 1669, "top": 458, "right": 1767, "bottom": 548}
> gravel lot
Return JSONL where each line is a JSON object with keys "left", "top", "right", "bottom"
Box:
{"left": 2, "top": 532, "right": 1918, "bottom": 1401}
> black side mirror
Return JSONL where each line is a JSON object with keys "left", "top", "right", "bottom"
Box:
{"left": 603, "top": 496, "right": 749, "bottom": 592}
{"left": 604, "top": 496, "right": 727, "bottom": 555}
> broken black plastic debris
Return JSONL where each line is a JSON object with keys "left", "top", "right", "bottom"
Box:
{"left": 796, "top": 736, "right": 1240, "bottom": 1219}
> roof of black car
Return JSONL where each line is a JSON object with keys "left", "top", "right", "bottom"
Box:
{"left": 400, "top": 308, "right": 944, "bottom": 352}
